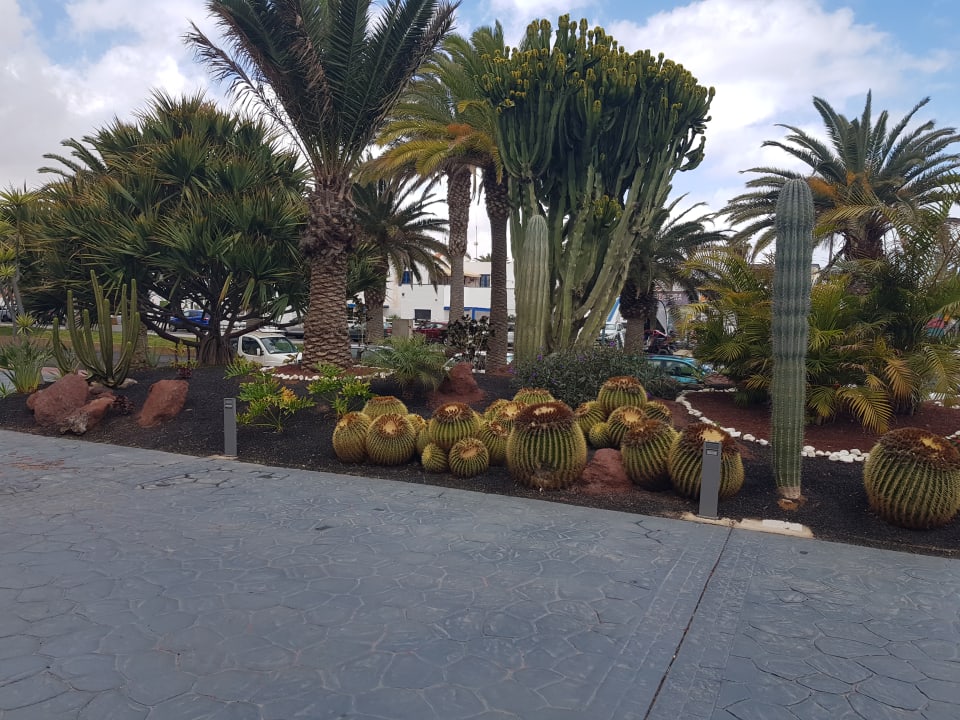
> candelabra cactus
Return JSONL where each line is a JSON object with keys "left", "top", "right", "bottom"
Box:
{"left": 449, "top": 438, "right": 491, "bottom": 478}
{"left": 507, "top": 401, "right": 588, "bottom": 490}
{"left": 52, "top": 271, "right": 140, "bottom": 388}
{"left": 514, "top": 214, "right": 550, "bottom": 363}
{"left": 597, "top": 376, "right": 647, "bottom": 415}
{"left": 621, "top": 419, "right": 678, "bottom": 489}
{"left": 428, "top": 403, "right": 481, "bottom": 451}
{"left": 365, "top": 413, "right": 416, "bottom": 466}
{"left": 863, "top": 428, "right": 960, "bottom": 529}
{"left": 668, "top": 423, "right": 744, "bottom": 500}
{"left": 331, "top": 411, "right": 372, "bottom": 463}
{"left": 771, "top": 178, "right": 815, "bottom": 501}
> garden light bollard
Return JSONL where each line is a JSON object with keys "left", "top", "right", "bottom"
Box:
{"left": 223, "top": 398, "right": 237, "bottom": 458}
{"left": 698, "top": 440, "right": 722, "bottom": 519}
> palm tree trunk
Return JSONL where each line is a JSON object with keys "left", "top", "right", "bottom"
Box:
{"left": 620, "top": 277, "right": 648, "bottom": 352}
{"left": 365, "top": 278, "right": 387, "bottom": 343}
{"left": 447, "top": 167, "right": 472, "bottom": 322}
{"left": 484, "top": 168, "right": 510, "bottom": 371}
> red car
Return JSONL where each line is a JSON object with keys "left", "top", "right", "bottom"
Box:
{"left": 413, "top": 321, "right": 447, "bottom": 343}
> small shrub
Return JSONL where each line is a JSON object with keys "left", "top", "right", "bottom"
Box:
{"left": 236, "top": 374, "right": 314, "bottom": 432}
{"left": 0, "top": 337, "right": 51, "bottom": 394}
{"left": 306, "top": 365, "right": 373, "bottom": 418}
{"left": 364, "top": 335, "right": 447, "bottom": 393}
{"left": 511, "top": 347, "right": 659, "bottom": 407}
{"left": 444, "top": 315, "right": 491, "bottom": 362}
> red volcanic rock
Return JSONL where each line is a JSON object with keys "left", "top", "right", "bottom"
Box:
{"left": 60, "top": 395, "right": 115, "bottom": 435}
{"left": 137, "top": 380, "right": 189, "bottom": 428}
{"left": 579, "top": 449, "right": 633, "bottom": 495}
{"left": 439, "top": 362, "right": 481, "bottom": 396}
{"left": 28, "top": 373, "right": 90, "bottom": 428}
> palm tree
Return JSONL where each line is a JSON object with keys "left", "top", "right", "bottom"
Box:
{"left": 186, "top": 0, "right": 456, "bottom": 367}
{"left": 619, "top": 197, "right": 727, "bottom": 351}
{"left": 374, "top": 23, "right": 510, "bottom": 367}
{"left": 724, "top": 92, "right": 960, "bottom": 261}
{"left": 352, "top": 175, "right": 449, "bottom": 341}
{"left": 0, "top": 187, "right": 40, "bottom": 330}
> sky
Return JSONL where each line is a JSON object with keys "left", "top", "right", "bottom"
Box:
{"left": 1, "top": 0, "right": 957, "bottom": 258}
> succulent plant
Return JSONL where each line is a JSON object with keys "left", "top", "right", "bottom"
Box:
{"left": 771, "top": 178, "right": 816, "bottom": 501}
{"left": 420, "top": 443, "right": 449, "bottom": 473}
{"left": 362, "top": 395, "right": 409, "bottom": 418}
{"left": 332, "top": 411, "right": 372, "bottom": 463}
{"left": 490, "top": 400, "right": 527, "bottom": 428}
{"left": 365, "top": 413, "right": 416, "bottom": 466}
{"left": 514, "top": 214, "right": 550, "bottom": 364}
{"left": 863, "top": 428, "right": 960, "bottom": 529}
{"left": 449, "top": 438, "right": 491, "bottom": 478}
{"left": 406, "top": 413, "right": 427, "bottom": 435}
{"left": 607, "top": 405, "right": 649, "bottom": 447}
{"left": 507, "top": 401, "right": 587, "bottom": 490}
{"left": 597, "top": 376, "right": 647, "bottom": 416}
{"left": 429, "top": 402, "right": 481, "bottom": 451}
{"left": 587, "top": 421, "right": 614, "bottom": 449}
{"left": 668, "top": 423, "right": 744, "bottom": 500}
{"left": 512, "top": 387, "right": 555, "bottom": 405}
{"left": 621, "top": 419, "right": 679, "bottom": 490}
{"left": 641, "top": 400, "right": 672, "bottom": 424}
{"left": 477, "top": 419, "right": 510, "bottom": 465}
{"left": 484, "top": 398, "right": 510, "bottom": 419}
{"left": 574, "top": 400, "right": 607, "bottom": 435}
{"left": 415, "top": 425, "right": 432, "bottom": 456}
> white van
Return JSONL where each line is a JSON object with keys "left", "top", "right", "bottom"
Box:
{"left": 234, "top": 331, "right": 302, "bottom": 368}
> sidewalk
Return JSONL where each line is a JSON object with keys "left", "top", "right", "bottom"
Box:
{"left": 1, "top": 430, "right": 958, "bottom": 719}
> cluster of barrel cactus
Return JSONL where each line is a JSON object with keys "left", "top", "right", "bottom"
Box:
{"left": 330, "top": 383, "right": 750, "bottom": 506}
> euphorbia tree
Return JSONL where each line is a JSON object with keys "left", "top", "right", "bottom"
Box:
{"left": 478, "top": 16, "right": 714, "bottom": 360}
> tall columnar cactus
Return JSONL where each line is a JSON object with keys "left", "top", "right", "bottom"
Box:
{"left": 770, "top": 178, "right": 815, "bottom": 501}
{"left": 506, "top": 401, "right": 588, "bottom": 490}
{"left": 52, "top": 271, "right": 140, "bottom": 388}
{"left": 863, "top": 428, "right": 960, "bottom": 529}
{"left": 514, "top": 214, "right": 550, "bottom": 363}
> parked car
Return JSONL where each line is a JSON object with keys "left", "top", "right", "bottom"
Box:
{"left": 232, "top": 331, "right": 302, "bottom": 368}
{"left": 169, "top": 309, "right": 210, "bottom": 330}
{"left": 0, "top": 306, "right": 11, "bottom": 322}
{"left": 413, "top": 321, "right": 447, "bottom": 343}
{"left": 643, "top": 354, "right": 706, "bottom": 385}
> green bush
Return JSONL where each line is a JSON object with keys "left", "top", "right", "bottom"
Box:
{"left": 511, "top": 347, "right": 660, "bottom": 408}
{"left": 364, "top": 335, "right": 447, "bottom": 393}
{"left": 0, "top": 337, "right": 51, "bottom": 394}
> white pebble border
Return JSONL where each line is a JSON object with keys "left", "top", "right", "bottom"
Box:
{"left": 274, "top": 367, "right": 393, "bottom": 382}
{"left": 676, "top": 388, "right": 960, "bottom": 463}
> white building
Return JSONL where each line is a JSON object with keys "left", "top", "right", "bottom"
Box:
{"left": 382, "top": 259, "right": 516, "bottom": 322}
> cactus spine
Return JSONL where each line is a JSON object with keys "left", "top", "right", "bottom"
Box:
{"left": 420, "top": 443, "right": 449, "bottom": 473}
{"left": 477, "top": 420, "right": 510, "bottom": 465}
{"left": 514, "top": 214, "right": 550, "bottom": 363}
{"left": 52, "top": 271, "right": 140, "bottom": 388}
{"left": 863, "top": 428, "right": 960, "bottom": 529}
{"left": 771, "top": 178, "right": 815, "bottom": 501}
{"left": 513, "top": 387, "right": 555, "bottom": 405}
{"left": 606, "top": 405, "right": 648, "bottom": 447}
{"left": 588, "top": 421, "right": 614, "bottom": 449}
{"left": 506, "top": 401, "right": 587, "bottom": 490}
{"left": 362, "top": 396, "right": 408, "bottom": 418}
{"left": 428, "top": 403, "right": 481, "bottom": 451}
{"left": 574, "top": 400, "right": 607, "bottom": 436}
{"left": 642, "top": 400, "right": 672, "bottom": 424}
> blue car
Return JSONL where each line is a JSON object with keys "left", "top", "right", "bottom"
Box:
{"left": 169, "top": 309, "right": 210, "bottom": 330}
{"left": 644, "top": 354, "right": 706, "bottom": 385}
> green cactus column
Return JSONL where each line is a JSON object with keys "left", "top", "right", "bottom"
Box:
{"left": 771, "top": 179, "right": 815, "bottom": 501}
{"left": 514, "top": 214, "right": 550, "bottom": 364}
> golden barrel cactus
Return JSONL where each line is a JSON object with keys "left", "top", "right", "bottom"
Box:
{"left": 668, "top": 423, "right": 744, "bottom": 500}
{"left": 506, "top": 401, "right": 587, "bottom": 490}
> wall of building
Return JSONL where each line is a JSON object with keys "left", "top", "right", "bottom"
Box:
{"left": 382, "top": 259, "right": 517, "bottom": 321}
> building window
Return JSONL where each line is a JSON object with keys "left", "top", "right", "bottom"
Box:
{"left": 401, "top": 270, "right": 412, "bottom": 285}
{"left": 479, "top": 274, "right": 490, "bottom": 288}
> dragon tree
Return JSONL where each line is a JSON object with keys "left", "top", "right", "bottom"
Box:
{"left": 478, "top": 16, "right": 714, "bottom": 361}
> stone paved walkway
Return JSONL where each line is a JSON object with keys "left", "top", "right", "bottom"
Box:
{"left": 0, "top": 429, "right": 958, "bottom": 720}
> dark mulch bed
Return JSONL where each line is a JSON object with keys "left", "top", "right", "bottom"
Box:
{"left": 2, "top": 366, "right": 959, "bottom": 559}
